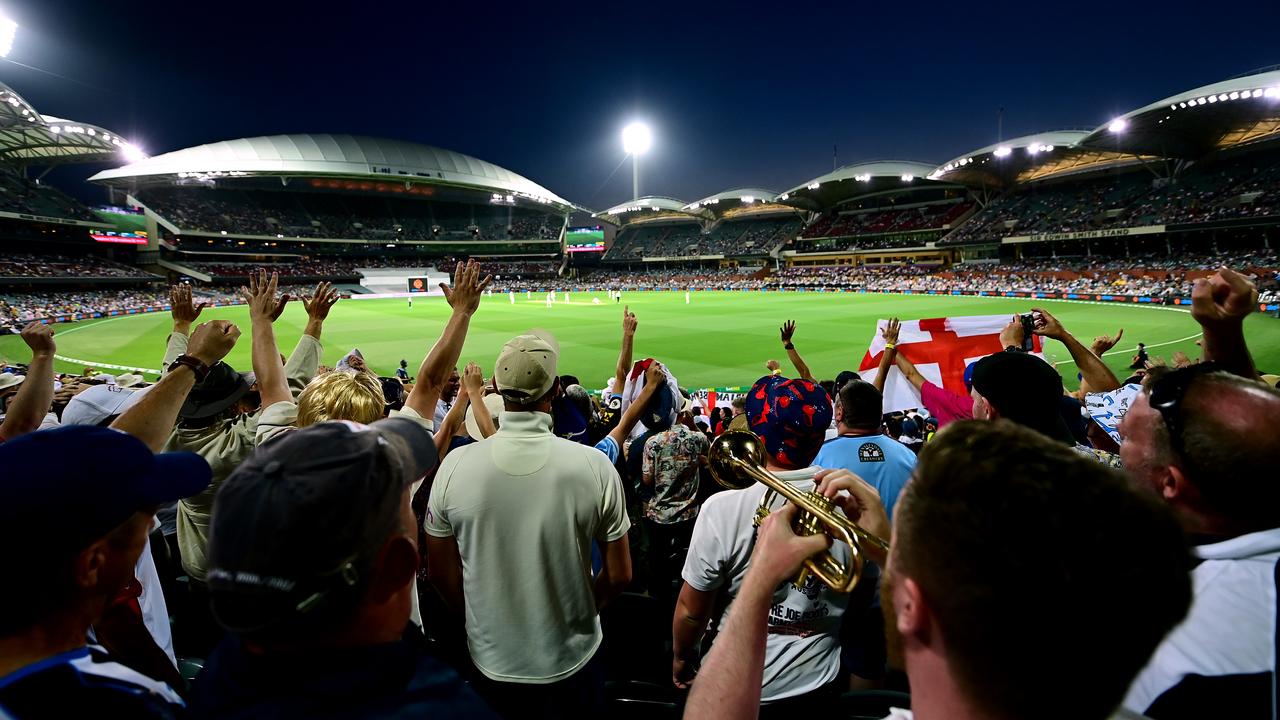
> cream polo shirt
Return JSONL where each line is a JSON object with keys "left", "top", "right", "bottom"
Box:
{"left": 425, "top": 410, "right": 630, "bottom": 684}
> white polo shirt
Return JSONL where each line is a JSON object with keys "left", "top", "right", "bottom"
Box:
{"left": 1124, "top": 526, "right": 1280, "bottom": 717}
{"left": 425, "top": 410, "right": 630, "bottom": 684}
{"left": 682, "top": 467, "right": 852, "bottom": 702}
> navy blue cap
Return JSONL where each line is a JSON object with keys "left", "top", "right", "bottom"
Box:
{"left": 0, "top": 426, "right": 211, "bottom": 545}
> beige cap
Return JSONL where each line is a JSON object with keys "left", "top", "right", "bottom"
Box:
{"left": 494, "top": 329, "right": 559, "bottom": 403}
{"left": 115, "top": 373, "right": 147, "bottom": 388}
{"left": 464, "top": 392, "right": 506, "bottom": 439}
{"left": 0, "top": 373, "right": 25, "bottom": 392}
{"left": 1262, "top": 374, "right": 1280, "bottom": 389}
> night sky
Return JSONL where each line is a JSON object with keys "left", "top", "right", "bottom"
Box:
{"left": 6, "top": 0, "right": 1280, "bottom": 209}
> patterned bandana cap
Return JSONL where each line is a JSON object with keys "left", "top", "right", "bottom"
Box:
{"left": 745, "top": 375, "right": 834, "bottom": 469}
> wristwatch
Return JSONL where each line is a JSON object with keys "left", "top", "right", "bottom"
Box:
{"left": 783, "top": 343, "right": 795, "bottom": 350}
{"left": 169, "top": 354, "right": 211, "bottom": 382}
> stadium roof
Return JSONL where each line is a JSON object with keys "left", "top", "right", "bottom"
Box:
{"left": 593, "top": 196, "right": 699, "bottom": 226}
{"left": 683, "top": 187, "right": 797, "bottom": 219}
{"left": 777, "top": 161, "right": 947, "bottom": 210}
{"left": 0, "top": 83, "right": 142, "bottom": 166}
{"left": 926, "top": 130, "right": 1146, "bottom": 187}
{"left": 1078, "top": 68, "right": 1280, "bottom": 158}
{"left": 90, "top": 134, "right": 573, "bottom": 212}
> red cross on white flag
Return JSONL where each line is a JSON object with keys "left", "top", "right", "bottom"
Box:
{"left": 857, "top": 315, "right": 1045, "bottom": 413}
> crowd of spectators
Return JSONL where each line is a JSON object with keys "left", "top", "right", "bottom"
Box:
{"left": 1, "top": 258, "right": 1277, "bottom": 719}
{"left": 182, "top": 259, "right": 363, "bottom": 279}
{"left": 0, "top": 287, "right": 239, "bottom": 329}
{"left": 945, "top": 152, "right": 1280, "bottom": 245}
{"left": 0, "top": 170, "right": 101, "bottom": 222}
{"left": 801, "top": 201, "right": 973, "bottom": 240}
{"left": 137, "top": 187, "right": 562, "bottom": 242}
{"left": 0, "top": 253, "right": 158, "bottom": 280}
{"left": 605, "top": 216, "right": 800, "bottom": 261}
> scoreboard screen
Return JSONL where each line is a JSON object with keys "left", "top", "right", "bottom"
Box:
{"left": 566, "top": 225, "right": 605, "bottom": 253}
{"left": 407, "top": 277, "right": 430, "bottom": 293}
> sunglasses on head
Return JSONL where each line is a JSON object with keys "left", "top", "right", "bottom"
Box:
{"left": 1147, "top": 362, "right": 1219, "bottom": 459}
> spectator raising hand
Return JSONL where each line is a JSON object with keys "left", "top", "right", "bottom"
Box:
{"left": 404, "top": 260, "right": 491, "bottom": 421}
{"left": 778, "top": 319, "right": 815, "bottom": 381}
{"left": 241, "top": 270, "right": 291, "bottom": 409}
{"left": 0, "top": 322, "right": 56, "bottom": 441}
{"left": 302, "top": 280, "right": 340, "bottom": 340}
{"left": 1091, "top": 327, "right": 1125, "bottom": 356}
{"left": 169, "top": 282, "right": 209, "bottom": 335}
{"left": 1191, "top": 266, "right": 1259, "bottom": 379}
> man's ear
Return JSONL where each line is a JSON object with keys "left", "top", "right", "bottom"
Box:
{"left": 368, "top": 536, "right": 419, "bottom": 604}
{"left": 895, "top": 575, "right": 932, "bottom": 647}
{"left": 75, "top": 539, "right": 110, "bottom": 590}
{"left": 1164, "top": 463, "right": 1193, "bottom": 503}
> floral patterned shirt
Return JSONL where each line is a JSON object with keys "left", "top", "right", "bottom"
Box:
{"left": 641, "top": 425, "right": 708, "bottom": 524}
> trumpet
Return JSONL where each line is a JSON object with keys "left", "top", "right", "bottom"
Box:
{"left": 708, "top": 430, "right": 889, "bottom": 593}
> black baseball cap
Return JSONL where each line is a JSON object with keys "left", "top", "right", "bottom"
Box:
{"left": 834, "top": 370, "right": 861, "bottom": 390}
{"left": 970, "top": 352, "right": 1074, "bottom": 445}
{"left": 0, "top": 426, "right": 211, "bottom": 548}
{"left": 207, "top": 418, "right": 438, "bottom": 635}
{"left": 178, "top": 362, "right": 252, "bottom": 420}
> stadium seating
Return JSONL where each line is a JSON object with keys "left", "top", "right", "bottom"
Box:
{"left": 0, "top": 253, "right": 159, "bottom": 280}
{"left": 943, "top": 149, "right": 1280, "bottom": 245}
{"left": 135, "top": 187, "right": 563, "bottom": 243}
{"left": 795, "top": 201, "right": 973, "bottom": 252}
{"left": 0, "top": 170, "right": 101, "bottom": 223}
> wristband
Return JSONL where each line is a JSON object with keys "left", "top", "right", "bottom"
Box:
{"left": 884, "top": 343, "right": 896, "bottom": 350}
{"left": 783, "top": 342, "right": 795, "bottom": 350}
{"left": 169, "top": 354, "right": 211, "bottom": 382}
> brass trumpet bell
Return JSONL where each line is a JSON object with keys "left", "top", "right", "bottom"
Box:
{"left": 708, "top": 430, "right": 889, "bottom": 593}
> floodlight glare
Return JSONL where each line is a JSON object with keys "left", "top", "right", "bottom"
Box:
{"left": 1108, "top": 118, "right": 1128, "bottom": 133}
{"left": 0, "top": 16, "right": 15, "bottom": 58}
{"left": 120, "top": 143, "right": 147, "bottom": 162}
{"left": 993, "top": 146, "right": 1012, "bottom": 157}
{"left": 621, "top": 122, "right": 652, "bottom": 155}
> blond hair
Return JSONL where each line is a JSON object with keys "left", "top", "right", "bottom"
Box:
{"left": 297, "top": 370, "right": 384, "bottom": 427}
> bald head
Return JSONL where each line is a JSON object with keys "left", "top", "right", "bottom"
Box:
{"left": 1123, "top": 370, "right": 1280, "bottom": 534}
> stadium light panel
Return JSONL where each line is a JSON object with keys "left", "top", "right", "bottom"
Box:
{"left": 993, "top": 146, "right": 1012, "bottom": 157}
{"left": 1108, "top": 118, "right": 1128, "bottom": 133}
{"left": 900, "top": 174, "right": 914, "bottom": 182}
{"left": 1229, "top": 91, "right": 1240, "bottom": 100}
{"left": 0, "top": 16, "right": 15, "bottom": 58}
{"left": 621, "top": 122, "right": 652, "bottom": 155}
{"left": 120, "top": 143, "right": 147, "bottom": 162}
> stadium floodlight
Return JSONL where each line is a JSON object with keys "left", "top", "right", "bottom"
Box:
{"left": 900, "top": 174, "right": 914, "bottom": 182}
{"left": 993, "top": 146, "right": 1012, "bottom": 158}
{"left": 0, "top": 15, "right": 16, "bottom": 58}
{"left": 120, "top": 143, "right": 147, "bottom": 162}
{"left": 1108, "top": 118, "right": 1128, "bottom": 133}
{"left": 621, "top": 121, "right": 652, "bottom": 200}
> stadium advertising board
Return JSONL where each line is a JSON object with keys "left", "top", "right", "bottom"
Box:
{"left": 90, "top": 230, "right": 148, "bottom": 245}
{"left": 407, "top": 277, "right": 431, "bottom": 293}
{"left": 1003, "top": 225, "right": 1165, "bottom": 243}
{"left": 566, "top": 225, "right": 605, "bottom": 253}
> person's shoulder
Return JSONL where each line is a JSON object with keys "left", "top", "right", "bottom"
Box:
{"left": 1, "top": 649, "right": 185, "bottom": 718}
{"left": 376, "top": 651, "right": 500, "bottom": 719}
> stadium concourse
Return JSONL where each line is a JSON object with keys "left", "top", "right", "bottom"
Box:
{"left": 3, "top": 65, "right": 1280, "bottom": 720}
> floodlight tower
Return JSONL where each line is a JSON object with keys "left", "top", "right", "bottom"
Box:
{"left": 621, "top": 121, "right": 652, "bottom": 200}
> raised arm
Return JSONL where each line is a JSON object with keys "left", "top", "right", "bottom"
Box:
{"left": 873, "top": 318, "right": 901, "bottom": 394}
{"left": 161, "top": 283, "right": 207, "bottom": 368}
{"left": 607, "top": 362, "right": 665, "bottom": 448}
{"left": 403, "top": 260, "right": 491, "bottom": 420}
{"left": 301, "top": 280, "right": 340, "bottom": 341}
{"left": 111, "top": 321, "right": 240, "bottom": 452}
{"left": 1190, "top": 266, "right": 1258, "bottom": 379}
{"left": 0, "top": 323, "right": 56, "bottom": 441}
{"left": 460, "top": 361, "right": 495, "bottom": 439}
{"left": 240, "top": 270, "right": 292, "bottom": 409}
{"left": 1032, "top": 307, "right": 1120, "bottom": 393}
{"left": 613, "top": 305, "right": 638, "bottom": 397}
{"left": 893, "top": 352, "right": 928, "bottom": 392}
{"left": 779, "top": 320, "right": 814, "bottom": 382}
{"left": 433, "top": 383, "right": 471, "bottom": 458}
{"left": 682, "top": 503, "right": 830, "bottom": 719}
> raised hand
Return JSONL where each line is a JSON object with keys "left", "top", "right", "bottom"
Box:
{"left": 462, "top": 360, "right": 485, "bottom": 397}
{"left": 1191, "top": 266, "right": 1258, "bottom": 327}
{"left": 623, "top": 305, "right": 637, "bottom": 336}
{"left": 880, "top": 317, "right": 901, "bottom": 345}
{"left": 644, "top": 360, "right": 665, "bottom": 387}
{"left": 20, "top": 322, "right": 55, "bottom": 357}
{"left": 814, "top": 467, "right": 890, "bottom": 544}
{"left": 187, "top": 320, "right": 241, "bottom": 366}
{"left": 169, "top": 283, "right": 209, "bottom": 330}
{"left": 780, "top": 320, "right": 796, "bottom": 345}
{"left": 998, "top": 314, "right": 1026, "bottom": 349}
{"left": 303, "top": 281, "right": 340, "bottom": 321}
{"left": 240, "top": 270, "right": 288, "bottom": 323}
{"left": 1171, "top": 350, "right": 1194, "bottom": 368}
{"left": 441, "top": 260, "right": 492, "bottom": 316}
{"left": 1091, "top": 327, "right": 1124, "bottom": 355}
{"left": 1030, "top": 307, "right": 1067, "bottom": 341}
